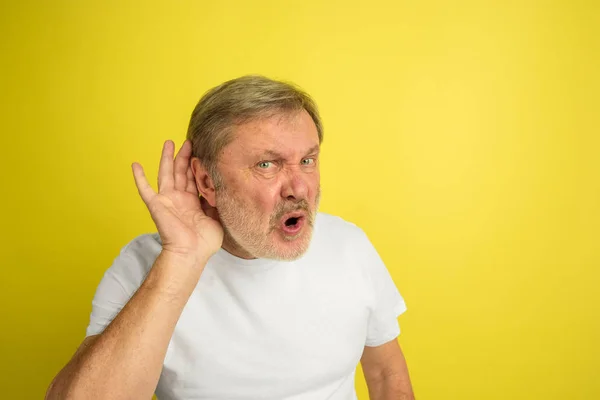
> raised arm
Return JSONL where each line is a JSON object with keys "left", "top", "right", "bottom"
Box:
{"left": 46, "top": 140, "right": 223, "bottom": 400}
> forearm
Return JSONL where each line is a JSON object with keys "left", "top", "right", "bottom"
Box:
{"left": 46, "top": 251, "right": 206, "bottom": 400}
{"left": 362, "top": 340, "right": 415, "bottom": 400}
{"left": 366, "top": 373, "right": 415, "bottom": 400}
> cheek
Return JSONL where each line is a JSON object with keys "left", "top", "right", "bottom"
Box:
{"left": 244, "top": 184, "right": 279, "bottom": 214}
{"left": 309, "top": 173, "right": 321, "bottom": 196}
{"left": 259, "top": 189, "right": 280, "bottom": 211}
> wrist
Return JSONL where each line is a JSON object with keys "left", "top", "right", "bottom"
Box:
{"left": 144, "top": 250, "right": 210, "bottom": 300}
{"left": 159, "top": 248, "right": 211, "bottom": 269}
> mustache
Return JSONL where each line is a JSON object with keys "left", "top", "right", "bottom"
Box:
{"left": 270, "top": 199, "right": 312, "bottom": 226}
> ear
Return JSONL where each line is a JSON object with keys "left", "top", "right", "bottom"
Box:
{"left": 191, "top": 157, "right": 217, "bottom": 207}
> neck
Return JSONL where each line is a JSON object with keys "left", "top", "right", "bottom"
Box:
{"left": 221, "top": 231, "right": 256, "bottom": 260}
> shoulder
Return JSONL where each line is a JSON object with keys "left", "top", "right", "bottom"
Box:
{"left": 105, "top": 233, "right": 163, "bottom": 291}
{"left": 313, "top": 212, "right": 371, "bottom": 251}
{"left": 118, "top": 232, "right": 163, "bottom": 264}
{"left": 315, "top": 212, "right": 367, "bottom": 236}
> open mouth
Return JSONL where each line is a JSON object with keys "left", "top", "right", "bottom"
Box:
{"left": 285, "top": 217, "right": 300, "bottom": 227}
{"left": 280, "top": 213, "right": 305, "bottom": 234}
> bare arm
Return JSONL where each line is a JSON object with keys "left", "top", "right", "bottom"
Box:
{"left": 46, "top": 140, "right": 224, "bottom": 400}
{"left": 45, "top": 251, "right": 205, "bottom": 400}
{"left": 361, "top": 339, "right": 415, "bottom": 400}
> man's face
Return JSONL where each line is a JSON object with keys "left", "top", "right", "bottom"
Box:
{"left": 215, "top": 109, "right": 321, "bottom": 261}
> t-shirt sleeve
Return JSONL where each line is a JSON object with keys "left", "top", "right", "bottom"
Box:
{"left": 85, "top": 234, "right": 160, "bottom": 337}
{"left": 360, "top": 232, "right": 407, "bottom": 347}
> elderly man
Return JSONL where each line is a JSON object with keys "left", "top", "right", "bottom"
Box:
{"left": 46, "top": 76, "right": 414, "bottom": 400}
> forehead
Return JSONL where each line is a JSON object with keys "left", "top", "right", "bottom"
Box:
{"left": 223, "top": 109, "right": 320, "bottom": 160}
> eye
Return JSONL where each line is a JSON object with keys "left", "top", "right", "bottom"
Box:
{"left": 257, "top": 161, "right": 273, "bottom": 169}
{"left": 301, "top": 158, "right": 315, "bottom": 165}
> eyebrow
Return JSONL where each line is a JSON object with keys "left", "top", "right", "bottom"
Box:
{"left": 259, "top": 145, "right": 320, "bottom": 159}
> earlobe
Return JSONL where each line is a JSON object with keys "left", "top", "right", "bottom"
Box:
{"left": 191, "top": 158, "right": 217, "bottom": 207}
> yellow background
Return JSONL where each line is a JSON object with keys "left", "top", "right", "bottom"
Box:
{"left": 1, "top": 1, "right": 599, "bottom": 399}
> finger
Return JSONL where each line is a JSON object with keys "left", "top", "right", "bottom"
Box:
{"left": 185, "top": 162, "right": 199, "bottom": 195}
{"left": 157, "top": 140, "right": 175, "bottom": 192}
{"left": 173, "top": 140, "right": 192, "bottom": 191}
{"left": 132, "top": 162, "right": 156, "bottom": 205}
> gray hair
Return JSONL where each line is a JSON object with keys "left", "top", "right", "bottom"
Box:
{"left": 186, "top": 75, "right": 323, "bottom": 187}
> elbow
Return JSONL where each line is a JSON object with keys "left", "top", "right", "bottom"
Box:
{"left": 45, "top": 375, "right": 63, "bottom": 400}
{"left": 45, "top": 371, "right": 80, "bottom": 400}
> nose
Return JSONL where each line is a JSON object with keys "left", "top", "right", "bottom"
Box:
{"left": 280, "top": 167, "right": 309, "bottom": 201}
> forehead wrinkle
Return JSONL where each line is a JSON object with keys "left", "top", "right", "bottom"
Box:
{"left": 228, "top": 111, "right": 319, "bottom": 162}
{"left": 256, "top": 143, "right": 319, "bottom": 161}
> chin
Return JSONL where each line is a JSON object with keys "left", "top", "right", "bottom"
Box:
{"left": 266, "top": 247, "right": 308, "bottom": 262}
{"left": 264, "top": 229, "right": 313, "bottom": 261}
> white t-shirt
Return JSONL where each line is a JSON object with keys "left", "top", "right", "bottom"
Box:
{"left": 86, "top": 212, "right": 407, "bottom": 400}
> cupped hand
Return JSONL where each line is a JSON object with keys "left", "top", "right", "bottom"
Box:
{"left": 131, "top": 140, "right": 224, "bottom": 263}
